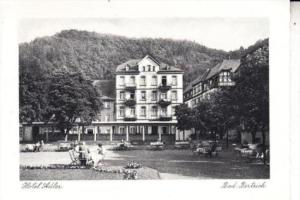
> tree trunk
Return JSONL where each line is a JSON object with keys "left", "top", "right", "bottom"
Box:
{"left": 251, "top": 131, "right": 256, "bottom": 143}
{"left": 236, "top": 130, "right": 242, "bottom": 144}
{"left": 226, "top": 129, "right": 229, "bottom": 149}
{"left": 196, "top": 129, "right": 199, "bottom": 140}
{"left": 64, "top": 130, "right": 68, "bottom": 142}
{"left": 262, "top": 129, "right": 267, "bottom": 165}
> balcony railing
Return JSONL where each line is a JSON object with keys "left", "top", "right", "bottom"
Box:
{"left": 159, "top": 114, "right": 172, "bottom": 121}
{"left": 124, "top": 115, "right": 137, "bottom": 121}
{"left": 158, "top": 84, "right": 171, "bottom": 91}
{"left": 124, "top": 83, "right": 137, "bottom": 91}
{"left": 218, "top": 81, "right": 235, "bottom": 87}
{"left": 124, "top": 98, "right": 136, "bottom": 107}
{"left": 157, "top": 99, "right": 171, "bottom": 107}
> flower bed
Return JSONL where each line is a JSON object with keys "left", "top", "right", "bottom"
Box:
{"left": 20, "top": 164, "right": 160, "bottom": 180}
{"left": 20, "top": 164, "right": 92, "bottom": 170}
{"left": 123, "top": 170, "right": 138, "bottom": 180}
{"left": 125, "top": 161, "right": 142, "bottom": 169}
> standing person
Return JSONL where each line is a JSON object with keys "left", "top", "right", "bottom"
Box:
{"left": 95, "top": 143, "right": 105, "bottom": 166}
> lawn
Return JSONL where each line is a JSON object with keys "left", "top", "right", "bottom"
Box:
{"left": 20, "top": 146, "right": 269, "bottom": 180}
{"left": 104, "top": 149, "right": 269, "bottom": 179}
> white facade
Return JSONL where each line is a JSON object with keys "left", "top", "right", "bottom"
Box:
{"left": 115, "top": 55, "right": 184, "bottom": 139}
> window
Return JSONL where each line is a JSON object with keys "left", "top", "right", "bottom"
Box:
{"left": 141, "top": 91, "right": 146, "bottom": 101}
{"left": 120, "top": 127, "right": 125, "bottom": 134}
{"left": 151, "top": 76, "right": 157, "bottom": 86}
{"left": 162, "top": 76, "right": 167, "bottom": 86}
{"left": 140, "top": 106, "right": 146, "bottom": 117}
{"left": 161, "top": 108, "right": 167, "bottom": 116}
{"left": 130, "top": 76, "right": 135, "bottom": 85}
{"left": 130, "top": 91, "right": 135, "bottom": 100}
{"left": 120, "top": 91, "right": 125, "bottom": 100}
{"left": 130, "top": 126, "right": 136, "bottom": 134}
{"left": 172, "top": 106, "right": 176, "bottom": 115}
{"left": 148, "top": 65, "right": 151, "bottom": 71}
{"left": 171, "top": 91, "right": 177, "bottom": 101}
{"left": 151, "top": 106, "right": 158, "bottom": 117}
{"left": 119, "top": 76, "right": 125, "bottom": 86}
{"left": 172, "top": 76, "right": 177, "bottom": 86}
{"left": 162, "top": 127, "right": 168, "bottom": 134}
{"left": 151, "top": 91, "right": 157, "bottom": 101}
{"left": 119, "top": 106, "right": 125, "bottom": 117}
{"left": 143, "top": 66, "right": 145, "bottom": 71}
{"left": 105, "top": 115, "right": 109, "bottom": 122}
{"left": 161, "top": 92, "right": 167, "bottom": 100}
{"left": 104, "top": 102, "right": 110, "bottom": 108}
{"left": 130, "top": 108, "right": 135, "bottom": 116}
{"left": 152, "top": 66, "right": 155, "bottom": 71}
{"left": 140, "top": 76, "right": 146, "bottom": 86}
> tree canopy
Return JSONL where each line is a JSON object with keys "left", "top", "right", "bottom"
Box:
{"left": 48, "top": 70, "right": 102, "bottom": 134}
{"left": 20, "top": 69, "right": 102, "bottom": 136}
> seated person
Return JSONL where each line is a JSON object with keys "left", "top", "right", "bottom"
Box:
{"left": 207, "top": 142, "right": 217, "bottom": 157}
{"left": 77, "top": 142, "right": 93, "bottom": 165}
{"left": 25, "top": 144, "right": 34, "bottom": 152}
{"left": 33, "top": 141, "right": 41, "bottom": 152}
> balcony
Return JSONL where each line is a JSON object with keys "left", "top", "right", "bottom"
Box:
{"left": 158, "top": 84, "right": 171, "bottom": 92}
{"left": 218, "top": 81, "right": 235, "bottom": 87}
{"left": 124, "top": 115, "right": 137, "bottom": 121}
{"left": 159, "top": 114, "right": 172, "bottom": 121}
{"left": 124, "top": 83, "right": 137, "bottom": 91}
{"left": 124, "top": 98, "right": 136, "bottom": 107}
{"left": 157, "top": 99, "right": 171, "bottom": 107}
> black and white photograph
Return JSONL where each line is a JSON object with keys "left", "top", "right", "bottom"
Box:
{"left": 18, "top": 18, "right": 270, "bottom": 180}
{"left": 0, "top": 1, "right": 294, "bottom": 200}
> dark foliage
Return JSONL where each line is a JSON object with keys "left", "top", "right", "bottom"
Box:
{"left": 19, "top": 29, "right": 235, "bottom": 89}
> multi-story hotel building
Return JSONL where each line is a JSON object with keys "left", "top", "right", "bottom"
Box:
{"left": 182, "top": 59, "right": 241, "bottom": 140}
{"left": 184, "top": 59, "right": 241, "bottom": 108}
{"left": 114, "top": 55, "right": 184, "bottom": 141}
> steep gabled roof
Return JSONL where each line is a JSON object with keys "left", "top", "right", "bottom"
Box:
{"left": 184, "top": 69, "right": 210, "bottom": 93}
{"left": 205, "top": 59, "right": 240, "bottom": 80}
{"left": 100, "top": 95, "right": 115, "bottom": 101}
{"left": 116, "top": 59, "right": 140, "bottom": 72}
{"left": 183, "top": 59, "right": 240, "bottom": 94}
{"left": 115, "top": 55, "right": 183, "bottom": 73}
{"left": 159, "top": 63, "right": 182, "bottom": 72}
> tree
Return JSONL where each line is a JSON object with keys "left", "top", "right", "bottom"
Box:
{"left": 48, "top": 70, "right": 102, "bottom": 141}
{"left": 19, "top": 57, "right": 51, "bottom": 122}
{"left": 175, "top": 104, "right": 193, "bottom": 140}
{"left": 192, "top": 100, "right": 214, "bottom": 140}
{"left": 231, "top": 39, "right": 269, "bottom": 163}
{"left": 209, "top": 88, "right": 242, "bottom": 146}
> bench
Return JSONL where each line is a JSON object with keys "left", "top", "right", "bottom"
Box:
{"left": 150, "top": 142, "right": 164, "bottom": 150}
{"left": 193, "top": 145, "right": 222, "bottom": 157}
{"left": 174, "top": 141, "right": 190, "bottom": 149}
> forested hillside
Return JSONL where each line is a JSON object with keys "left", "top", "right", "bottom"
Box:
{"left": 19, "top": 29, "right": 236, "bottom": 89}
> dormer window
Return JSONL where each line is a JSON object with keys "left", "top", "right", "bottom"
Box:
{"left": 152, "top": 66, "right": 155, "bottom": 71}
{"left": 148, "top": 65, "right": 151, "bottom": 71}
{"left": 143, "top": 66, "right": 145, "bottom": 71}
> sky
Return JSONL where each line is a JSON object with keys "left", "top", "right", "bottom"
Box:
{"left": 19, "top": 18, "right": 269, "bottom": 51}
